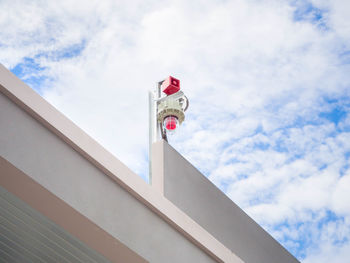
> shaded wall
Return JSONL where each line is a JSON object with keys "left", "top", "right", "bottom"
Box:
{"left": 0, "top": 90, "right": 217, "bottom": 263}
{"left": 152, "top": 140, "right": 299, "bottom": 263}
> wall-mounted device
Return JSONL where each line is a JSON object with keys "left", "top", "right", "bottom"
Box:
{"left": 149, "top": 76, "right": 189, "bottom": 143}
{"left": 149, "top": 76, "right": 189, "bottom": 183}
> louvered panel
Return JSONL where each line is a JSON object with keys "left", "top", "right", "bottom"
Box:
{"left": 0, "top": 247, "right": 17, "bottom": 263}
{"left": 0, "top": 187, "right": 111, "bottom": 263}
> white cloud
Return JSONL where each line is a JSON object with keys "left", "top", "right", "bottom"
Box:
{"left": 1, "top": 0, "right": 350, "bottom": 261}
{"left": 332, "top": 172, "right": 350, "bottom": 217}
{"left": 303, "top": 217, "right": 350, "bottom": 263}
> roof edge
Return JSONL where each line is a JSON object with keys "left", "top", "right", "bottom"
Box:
{"left": 0, "top": 64, "right": 243, "bottom": 263}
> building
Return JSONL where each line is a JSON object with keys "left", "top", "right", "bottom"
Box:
{"left": 0, "top": 64, "right": 300, "bottom": 263}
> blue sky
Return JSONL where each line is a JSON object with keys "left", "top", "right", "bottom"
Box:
{"left": 1, "top": 0, "right": 350, "bottom": 262}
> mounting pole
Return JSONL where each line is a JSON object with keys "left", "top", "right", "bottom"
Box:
{"left": 149, "top": 81, "right": 163, "bottom": 184}
{"left": 149, "top": 77, "right": 188, "bottom": 184}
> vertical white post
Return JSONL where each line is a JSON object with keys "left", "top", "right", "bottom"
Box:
{"left": 149, "top": 91, "right": 154, "bottom": 184}
{"left": 149, "top": 83, "right": 162, "bottom": 184}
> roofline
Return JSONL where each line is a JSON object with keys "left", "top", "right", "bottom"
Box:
{"left": 0, "top": 156, "right": 148, "bottom": 263}
{"left": 0, "top": 64, "right": 243, "bottom": 263}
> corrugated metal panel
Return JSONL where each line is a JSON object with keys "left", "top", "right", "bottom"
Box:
{"left": 0, "top": 187, "right": 111, "bottom": 263}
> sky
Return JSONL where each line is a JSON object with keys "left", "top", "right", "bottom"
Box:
{"left": 1, "top": 0, "right": 350, "bottom": 262}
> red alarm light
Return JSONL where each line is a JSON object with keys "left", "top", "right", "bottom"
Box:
{"left": 164, "top": 116, "right": 178, "bottom": 131}
{"left": 161, "top": 76, "right": 180, "bottom": 95}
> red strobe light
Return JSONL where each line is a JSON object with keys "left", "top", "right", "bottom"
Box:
{"left": 164, "top": 116, "right": 178, "bottom": 131}
{"left": 161, "top": 76, "right": 180, "bottom": 95}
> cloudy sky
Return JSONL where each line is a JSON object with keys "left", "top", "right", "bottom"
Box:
{"left": 1, "top": 0, "right": 350, "bottom": 262}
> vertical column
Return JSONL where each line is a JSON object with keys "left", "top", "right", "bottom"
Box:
{"left": 150, "top": 140, "right": 165, "bottom": 194}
